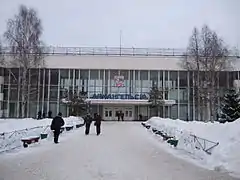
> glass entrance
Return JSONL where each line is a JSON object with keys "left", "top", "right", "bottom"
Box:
{"left": 103, "top": 107, "right": 113, "bottom": 121}
{"left": 103, "top": 106, "right": 134, "bottom": 121}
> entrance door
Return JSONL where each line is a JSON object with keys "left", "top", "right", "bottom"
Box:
{"left": 114, "top": 107, "right": 122, "bottom": 121}
{"left": 103, "top": 106, "right": 134, "bottom": 121}
{"left": 103, "top": 107, "right": 113, "bottom": 121}
{"left": 124, "top": 107, "right": 134, "bottom": 121}
{"left": 113, "top": 106, "right": 134, "bottom": 121}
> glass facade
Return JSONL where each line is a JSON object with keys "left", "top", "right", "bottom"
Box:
{"left": 0, "top": 68, "right": 236, "bottom": 120}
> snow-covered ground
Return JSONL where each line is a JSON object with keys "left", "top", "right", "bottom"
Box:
{"left": 0, "top": 116, "right": 84, "bottom": 153}
{"left": 0, "top": 122, "right": 238, "bottom": 180}
{"left": 145, "top": 117, "right": 240, "bottom": 178}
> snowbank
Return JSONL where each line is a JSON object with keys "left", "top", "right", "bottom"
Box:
{"left": 145, "top": 117, "right": 240, "bottom": 177}
{"left": 0, "top": 116, "right": 84, "bottom": 133}
{"left": 0, "top": 116, "right": 84, "bottom": 153}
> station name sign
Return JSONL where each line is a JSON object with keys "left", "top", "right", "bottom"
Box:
{"left": 90, "top": 93, "right": 148, "bottom": 100}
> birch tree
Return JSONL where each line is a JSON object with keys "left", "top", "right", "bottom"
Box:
{"left": 182, "top": 25, "right": 233, "bottom": 122}
{"left": 3, "top": 5, "right": 45, "bottom": 117}
{"left": 0, "top": 41, "right": 4, "bottom": 65}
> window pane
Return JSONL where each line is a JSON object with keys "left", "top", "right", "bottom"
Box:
{"left": 50, "top": 69, "right": 59, "bottom": 85}
{"left": 90, "top": 70, "right": 98, "bottom": 79}
{"left": 140, "top": 70, "right": 148, "bottom": 80}
{"left": 179, "top": 71, "right": 187, "bottom": 87}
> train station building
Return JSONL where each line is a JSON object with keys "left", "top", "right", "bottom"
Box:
{"left": 1, "top": 47, "right": 239, "bottom": 120}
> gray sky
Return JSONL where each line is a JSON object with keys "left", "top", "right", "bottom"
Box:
{"left": 0, "top": 0, "right": 239, "bottom": 48}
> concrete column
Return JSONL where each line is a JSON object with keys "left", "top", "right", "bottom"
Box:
{"left": 17, "top": 68, "right": 21, "bottom": 117}
{"left": 41, "top": 69, "right": 45, "bottom": 114}
{"left": 177, "top": 71, "right": 180, "bottom": 119}
{"left": 133, "top": 70, "right": 135, "bottom": 95}
{"left": 57, "top": 69, "right": 60, "bottom": 113}
{"left": 73, "top": 69, "right": 75, "bottom": 93}
{"left": 108, "top": 70, "right": 110, "bottom": 94}
{"left": 103, "top": 69, "right": 106, "bottom": 94}
{"left": 78, "top": 69, "right": 80, "bottom": 93}
{"left": 36, "top": 68, "right": 40, "bottom": 117}
{"left": 187, "top": 71, "right": 190, "bottom": 121}
{"left": 7, "top": 71, "right": 10, "bottom": 117}
{"left": 27, "top": 70, "right": 31, "bottom": 117}
{"left": 162, "top": 71, "right": 165, "bottom": 118}
{"left": 168, "top": 71, "right": 170, "bottom": 118}
{"left": 47, "top": 69, "right": 51, "bottom": 113}
{"left": 192, "top": 71, "right": 195, "bottom": 121}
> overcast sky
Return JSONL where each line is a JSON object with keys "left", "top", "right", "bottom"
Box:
{"left": 0, "top": 0, "right": 239, "bottom": 49}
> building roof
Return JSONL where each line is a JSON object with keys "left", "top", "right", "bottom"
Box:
{"left": 2, "top": 46, "right": 240, "bottom": 71}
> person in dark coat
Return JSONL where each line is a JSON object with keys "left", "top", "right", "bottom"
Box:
{"left": 37, "top": 111, "right": 42, "bottom": 120}
{"left": 84, "top": 114, "right": 92, "bottom": 135}
{"left": 116, "top": 111, "right": 120, "bottom": 121}
{"left": 48, "top": 111, "right": 52, "bottom": 118}
{"left": 42, "top": 112, "right": 46, "bottom": 119}
{"left": 121, "top": 112, "right": 124, "bottom": 121}
{"left": 51, "top": 112, "right": 65, "bottom": 144}
{"left": 94, "top": 114, "right": 102, "bottom": 135}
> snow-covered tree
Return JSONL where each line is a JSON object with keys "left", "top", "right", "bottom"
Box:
{"left": 3, "top": 5, "right": 46, "bottom": 117}
{"left": 148, "top": 86, "right": 163, "bottom": 116}
{"left": 220, "top": 89, "right": 240, "bottom": 122}
{"left": 0, "top": 41, "right": 3, "bottom": 64}
{"left": 181, "top": 25, "right": 236, "bottom": 122}
{"left": 61, "top": 89, "right": 90, "bottom": 116}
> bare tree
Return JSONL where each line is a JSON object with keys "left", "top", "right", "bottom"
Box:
{"left": 0, "top": 40, "right": 4, "bottom": 65}
{"left": 182, "top": 25, "right": 233, "bottom": 122}
{"left": 3, "top": 5, "right": 45, "bottom": 117}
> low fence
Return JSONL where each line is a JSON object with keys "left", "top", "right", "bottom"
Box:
{"left": 2, "top": 46, "right": 186, "bottom": 57}
{"left": 146, "top": 123, "right": 219, "bottom": 155}
{"left": 0, "top": 126, "right": 49, "bottom": 153}
{"left": 190, "top": 134, "right": 219, "bottom": 155}
{"left": 2, "top": 46, "right": 239, "bottom": 57}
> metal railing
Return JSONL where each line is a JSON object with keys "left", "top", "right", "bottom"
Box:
{"left": 190, "top": 134, "right": 219, "bottom": 155}
{"left": 149, "top": 124, "right": 220, "bottom": 155}
{"left": 0, "top": 126, "right": 48, "bottom": 153}
{"left": 2, "top": 46, "right": 186, "bottom": 57}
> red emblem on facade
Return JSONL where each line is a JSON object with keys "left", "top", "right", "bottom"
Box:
{"left": 114, "top": 76, "right": 124, "bottom": 87}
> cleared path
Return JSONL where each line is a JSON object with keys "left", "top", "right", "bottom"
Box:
{"left": 0, "top": 122, "right": 239, "bottom": 180}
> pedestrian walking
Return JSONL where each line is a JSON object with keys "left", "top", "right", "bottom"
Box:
{"left": 94, "top": 114, "right": 102, "bottom": 135}
{"left": 50, "top": 112, "right": 65, "bottom": 144}
{"left": 84, "top": 114, "right": 93, "bottom": 135}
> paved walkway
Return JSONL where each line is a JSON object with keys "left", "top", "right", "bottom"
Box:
{"left": 0, "top": 122, "right": 239, "bottom": 180}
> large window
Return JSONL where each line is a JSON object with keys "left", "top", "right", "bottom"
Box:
{"left": 44, "top": 69, "right": 49, "bottom": 85}
{"left": 159, "top": 71, "right": 163, "bottom": 88}
{"left": 30, "top": 69, "right": 39, "bottom": 86}
{"left": 50, "top": 69, "right": 59, "bottom": 85}
{"left": 219, "top": 71, "right": 228, "bottom": 87}
{"left": 50, "top": 86, "right": 58, "bottom": 101}
{"left": 229, "top": 71, "right": 238, "bottom": 88}
{"left": 60, "top": 69, "right": 69, "bottom": 88}
{"left": 179, "top": 71, "right": 187, "bottom": 87}
{"left": 90, "top": 70, "right": 98, "bottom": 80}
{"left": 9, "top": 68, "right": 19, "bottom": 85}
{"left": 140, "top": 70, "right": 148, "bottom": 80}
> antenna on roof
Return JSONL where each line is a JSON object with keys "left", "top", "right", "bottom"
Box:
{"left": 120, "top": 30, "right": 122, "bottom": 56}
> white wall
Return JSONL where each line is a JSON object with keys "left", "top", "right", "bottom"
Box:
{"left": 3, "top": 54, "right": 240, "bottom": 71}
{"left": 45, "top": 55, "right": 184, "bottom": 70}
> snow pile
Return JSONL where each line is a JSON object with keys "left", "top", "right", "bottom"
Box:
{"left": 0, "top": 116, "right": 84, "bottom": 153}
{"left": 145, "top": 117, "right": 240, "bottom": 177}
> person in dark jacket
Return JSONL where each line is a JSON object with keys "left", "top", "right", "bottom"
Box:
{"left": 51, "top": 112, "right": 65, "bottom": 144}
{"left": 84, "top": 114, "right": 92, "bottom": 135}
{"left": 94, "top": 114, "right": 102, "bottom": 135}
